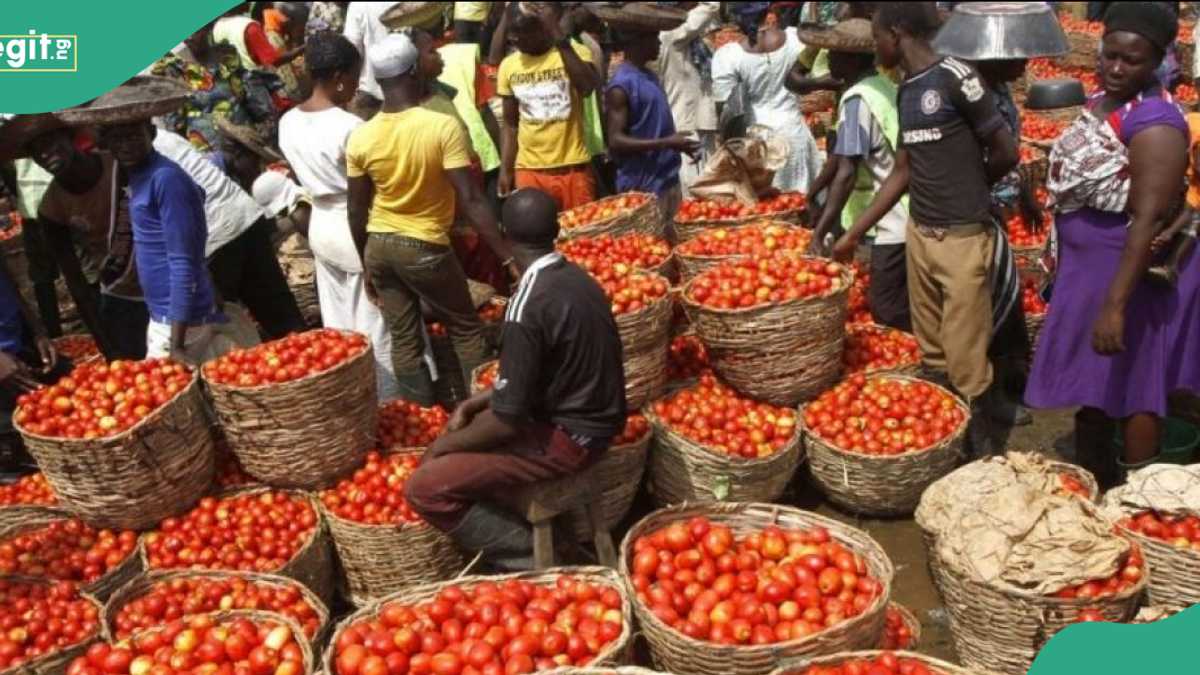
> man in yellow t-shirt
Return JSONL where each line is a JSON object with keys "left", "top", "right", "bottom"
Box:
{"left": 496, "top": 3, "right": 600, "bottom": 210}
{"left": 454, "top": 2, "right": 493, "bottom": 48}
{"left": 347, "top": 32, "right": 513, "bottom": 406}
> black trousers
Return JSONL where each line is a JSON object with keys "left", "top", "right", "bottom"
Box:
{"left": 869, "top": 242, "right": 913, "bottom": 332}
{"left": 207, "top": 217, "right": 305, "bottom": 340}
{"left": 99, "top": 293, "right": 149, "bottom": 361}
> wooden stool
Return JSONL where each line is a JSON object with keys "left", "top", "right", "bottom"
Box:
{"left": 512, "top": 468, "right": 618, "bottom": 569}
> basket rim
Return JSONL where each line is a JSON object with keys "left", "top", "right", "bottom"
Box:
{"left": 316, "top": 447, "right": 442, "bottom": 533}
{"left": 673, "top": 220, "right": 808, "bottom": 260}
{"left": 768, "top": 649, "right": 973, "bottom": 675}
{"left": 801, "top": 374, "right": 969, "bottom": 461}
{"left": 619, "top": 501, "right": 894, "bottom": 657}
{"left": 643, "top": 406, "right": 801, "bottom": 470}
{"left": 0, "top": 508, "right": 143, "bottom": 594}
{"left": 14, "top": 368, "right": 200, "bottom": 444}
{"left": 122, "top": 608, "right": 316, "bottom": 674}
{"left": 558, "top": 191, "right": 657, "bottom": 236}
{"left": 0, "top": 575, "right": 104, "bottom": 672}
{"left": 679, "top": 257, "right": 853, "bottom": 317}
{"left": 843, "top": 323, "right": 923, "bottom": 375}
{"left": 200, "top": 328, "right": 370, "bottom": 393}
{"left": 674, "top": 206, "right": 806, "bottom": 228}
{"left": 1120, "top": 521, "right": 1200, "bottom": 560}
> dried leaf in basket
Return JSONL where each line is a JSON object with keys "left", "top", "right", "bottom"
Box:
{"left": 1103, "top": 464, "right": 1200, "bottom": 519}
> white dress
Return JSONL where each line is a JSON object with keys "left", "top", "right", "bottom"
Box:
{"left": 278, "top": 105, "right": 401, "bottom": 400}
{"left": 712, "top": 27, "right": 821, "bottom": 193}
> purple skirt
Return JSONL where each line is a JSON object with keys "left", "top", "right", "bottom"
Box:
{"left": 1026, "top": 208, "right": 1200, "bottom": 417}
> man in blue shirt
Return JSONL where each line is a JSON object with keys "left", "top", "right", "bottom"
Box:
{"left": 95, "top": 121, "right": 230, "bottom": 364}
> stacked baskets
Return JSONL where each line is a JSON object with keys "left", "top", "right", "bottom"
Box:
{"left": 615, "top": 273, "right": 674, "bottom": 409}
{"left": 672, "top": 221, "right": 811, "bottom": 282}
{"left": 674, "top": 204, "right": 806, "bottom": 243}
{"left": 557, "top": 192, "right": 663, "bottom": 241}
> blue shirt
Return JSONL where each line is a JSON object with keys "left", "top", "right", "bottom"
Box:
{"left": 607, "top": 62, "right": 681, "bottom": 195}
{"left": 127, "top": 151, "right": 218, "bottom": 324}
{"left": 0, "top": 270, "right": 25, "bottom": 354}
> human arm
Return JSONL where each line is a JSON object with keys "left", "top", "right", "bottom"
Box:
{"left": 447, "top": 167, "right": 513, "bottom": 263}
{"left": 243, "top": 22, "right": 293, "bottom": 67}
{"left": 0, "top": 249, "right": 55, "bottom": 374}
{"left": 604, "top": 86, "right": 700, "bottom": 156}
{"left": 1093, "top": 125, "right": 1189, "bottom": 354}
{"left": 811, "top": 156, "right": 859, "bottom": 255}
{"left": 498, "top": 95, "right": 519, "bottom": 196}
{"left": 949, "top": 70, "right": 1019, "bottom": 182}
{"left": 156, "top": 175, "right": 209, "bottom": 354}
{"left": 785, "top": 60, "right": 842, "bottom": 95}
{"left": 487, "top": 2, "right": 512, "bottom": 66}
{"left": 447, "top": 388, "right": 494, "bottom": 431}
{"left": 832, "top": 149, "right": 910, "bottom": 261}
{"left": 530, "top": 6, "right": 598, "bottom": 95}
{"left": 981, "top": 125, "right": 1019, "bottom": 184}
{"left": 36, "top": 217, "right": 111, "bottom": 358}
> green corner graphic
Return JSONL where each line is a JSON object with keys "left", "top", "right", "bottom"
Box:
{"left": 1030, "top": 604, "right": 1200, "bottom": 673}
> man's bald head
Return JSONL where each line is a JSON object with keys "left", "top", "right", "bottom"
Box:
{"left": 501, "top": 189, "right": 560, "bottom": 246}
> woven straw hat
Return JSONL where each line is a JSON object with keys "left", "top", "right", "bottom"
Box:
{"left": 0, "top": 113, "right": 66, "bottom": 163}
{"left": 797, "top": 18, "right": 875, "bottom": 54}
{"left": 589, "top": 3, "right": 688, "bottom": 32}
{"left": 379, "top": 2, "right": 449, "bottom": 31}
{"left": 56, "top": 76, "right": 190, "bottom": 127}
{"left": 214, "top": 117, "right": 284, "bottom": 162}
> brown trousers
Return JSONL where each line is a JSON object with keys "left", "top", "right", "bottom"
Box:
{"left": 905, "top": 220, "right": 995, "bottom": 399}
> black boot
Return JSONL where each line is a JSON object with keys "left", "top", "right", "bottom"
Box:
{"left": 981, "top": 383, "right": 1033, "bottom": 427}
{"left": 447, "top": 502, "right": 534, "bottom": 572}
{"left": 966, "top": 397, "right": 995, "bottom": 459}
{"left": 1074, "top": 410, "right": 1119, "bottom": 490}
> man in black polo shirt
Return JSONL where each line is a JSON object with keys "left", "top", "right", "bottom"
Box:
{"left": 405, "top": 188, "right": 627, "bottom": 569}
{"left": 832, "top": 2, "right": 1019, "bottom": 451}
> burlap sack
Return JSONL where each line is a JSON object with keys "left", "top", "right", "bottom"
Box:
{"left": 689, "top": 126, "right": 790, "bottom": 204}
{"left": 1103, "top": 463, "right": 1200, "bottom": 519}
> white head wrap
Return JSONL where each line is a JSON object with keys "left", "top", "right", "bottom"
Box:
{"left": 368, "top": 32, "right": 419, "bottom": 81}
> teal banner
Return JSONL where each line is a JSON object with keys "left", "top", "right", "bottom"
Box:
{"left": 0, "top": 0, "right": 237, "bottom": 113}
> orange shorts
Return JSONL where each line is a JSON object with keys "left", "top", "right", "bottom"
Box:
{"left": 515, "top": 165, "right": 596, "bottom": 211}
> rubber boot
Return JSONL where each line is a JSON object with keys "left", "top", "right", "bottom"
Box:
{"left": 395, "top": 365, "right": 437, "bottom": 407}
{"left": 446, "top": 502, "right": 534, "bottom": 572}
{"left": 966, "top": 397, "right": 995, "bottom": 460}
{"left": 981, "top": 382, "right": 1033, "bottom": 427}
{"left": 1074, "top": 410, "right": 1119, "bottom": 490}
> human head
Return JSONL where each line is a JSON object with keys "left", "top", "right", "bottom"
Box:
{"left": 872, "top": 2, "right": 939, "bottom": 70}
{"left": 1100, "top": 2, "right": 1174, "bottom": 100}
{"left": 278, "top": 2, "right": 310, "bottom": 46}
{"left": 184, "top": 22, "right": 214, "bottom": 59}
{"left": 369, "top": 32, "right": 420, "bottom": 86}
{"left": 613, "top": 28, "right": 662, "bottom": 66}
{"left": 96, "top": 121, "right": 156, "bottom": 170}
{"left": 501, "top": 189, "right": 559, "bottom": 256}
{"left": 509, "top": 3, "right": 559, "bottom": 56}
{"left": 413, "top": 29, "right": 444, "bottom": 82}
{"left": 305, "top": 30, "right": 362, "bottom": 105}
{"left": 28, "top": 127, "right": 82, "bottom": 177}
{"left": 731, "top": 2, "right": 769, "bottom": 42}
{"left": 975, "top": 59, "right": 1028, "bottom": 86}
{"left": 828, "top": 50, "right": 876, "bottom": 83}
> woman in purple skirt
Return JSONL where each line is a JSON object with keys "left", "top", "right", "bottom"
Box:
{"left": 1026, "top": 3, "right": 1200, "bottom": 484}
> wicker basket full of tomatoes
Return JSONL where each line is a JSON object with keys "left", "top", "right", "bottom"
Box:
{"left": 557, "top": 192, "right": 661, "bottom": 241}
{"left": 673, "top": 192, "right": 807, "bottom": 242}
{"left": 202, "top": 329, "right": 377, "bottom": 490}
{"left": 672, "top": 221, "right": 812, "bottom": 282}
{"left": 0, "top": 577, "right": 103, "bottom": 675}
{"left": 13, "top": 358, "right": 215, "bottom": 531}
{"left": 767, "top": 650, "right": 981, "bottom": 675}
{"left": 603, "top": 272, "right": 674, "bottom": 409}
{"left": 1116, "top": 508, "right": 1200, "bottom": 612}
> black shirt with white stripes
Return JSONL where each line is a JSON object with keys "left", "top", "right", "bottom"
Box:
{"left": 490, "top": 252, "right": 627, "bottom": 439}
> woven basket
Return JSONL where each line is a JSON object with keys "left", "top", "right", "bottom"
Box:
{"left": 0, "top": 576, "right": 103, "bottom": 675}
{"left": 0, "top": 507, "right": 143, "bottom": 603}
{"left": 932, "top": 543, "right": 1145, "bottom": 674}
{"left": 674, "top": 209, "right": 805, "bottom": 243}
{"left": 622, "top": 502, "right": 893, "bottom": 675}
{"left": 844, "top": 324, "right": 922, "bottom": 377}
{"left": 616, "top": 289, "right": 673, "bottom": 410}
{"left": 322, "top": 566, "right": 634, "bottom": 674}
{"left": 645, "top": 408, "right": 803, "bottom": 506}
{"left": 1121, "top": 527, "right": 1200, "bottom": 612}
{"left": 768, "top": 650, "right": 989, "bottom": 675}
{"left": 1012, "top": 242, "right": 1047, "bottom": 279}
{"left": 202, "top": 331, "right": 377, "bottom": 490}
{"left": 16, "top": 372, "right": 215, "bottom": 531}
{"left": 1181, "top": 40, "right": 1196, "bottom": 80}
{"left": 881, "top": 602, "right": 922, "bottom": 651}
{"left": 541, "top": 669, "right": 672, "bottom": 675}
{"left": 1018, "top": 145, "right": 1048, "bottom": 188}
{"left": 469, "top": 359, "right": 497, "bottom": 395}
{"left": 1020, "top": 135, "right": 1056, "bottom": 152}
{"left": 142, "top": 487, "right": 335, "bottom": 609}
{"left": 1026, "top": 311, "right": 1047, "bottom": 356}
{"left": 320, "top": 449, "right": 464, "bottom": 607}
{"left": 682, "top": 262, "right": 851, "bottom": 406}
{"left": 1065, "top": 30, "right": 1099, "bottom": 62}
{"left": 558, "top": 192, "right": 663, "bottom": 242}
{"left": 804, "top": 375, "right": 968, "bottom": 517}
{"left": 568, "top": 427, "right": 652, "bottom": 540}
{"left": 672, "top": 221, "right": 807, "bottom": 282}
{"left": 123, "top": 609, "right": 316, "bottom": 674}
{"left": 100, "top": 569, "right": 331, "bottom": 647}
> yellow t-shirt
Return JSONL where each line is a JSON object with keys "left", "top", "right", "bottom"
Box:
{"left": 345, "top": 107, "right": 472, "bottom": 244}
{"left": 497, "top": 43, "right": 594, "bottom": 170}
{"left": 455, "top": 2, "right": 490, "bottom": 22}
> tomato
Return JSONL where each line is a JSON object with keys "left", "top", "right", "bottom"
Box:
{"left": 203, "top": 329, "right": 367, "bottom": 387}
{"left": 676, "top": 222, "right": 812, "bottom": 261}
{"left": 650, "top": 373, "right": 798, "bottom": 459}
{"left": 667, "top": 335, "right": 709, "bottom": 382}
{"left": 0, "top": 518, "right": 136, "bottom": 584}
{"left": 842, "top": 325, "right": 921, "bottom": 375}
{"left": 676, "top": 193, "right": 807, "bottom": 223}
{"left": 558, "top": 233, "right": 671, "bottom": 277}
{"left": 557, "top": 193, "right": 651, "bottom": 231}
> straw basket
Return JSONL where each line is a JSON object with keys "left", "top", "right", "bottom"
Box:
{"left": 1012, "top": 241, "right": 1047, "bottom": 282}
{"left": 1120, "top": 527, "right": 1200, "bottom": 612}
{"left": 674, "top": 208, "right": 805, "bottom": 243}
{"left": 682, "top": 261, "right": 851, "bottom": 406}
{"left": 322, "top": 567, "right": 634, "bottom": 674}
{"left": 672, "top": 221, "right": 808, "bottom": 282}
{"left": 101, "top": 570, "right": 330, "bottom": 647}
{"left": 645, "top": 408, "right": 803, "bottom": 505}
{"left": 616, "top": 287, "right": 673, "bottom": 410}
{"left": 622, "top": 503, "right": 893, "bottom": 675}
{"left": 320, "top": 449, "right": 464, "bottom": 607}
{"left": 567, "top": 426, "right": 652, "bottom": 540}
{"left": 142, "top": 488, "right": 335, "bottom": 608}
{"left": 541, "top": 669, "right": 672, "bottom": 675}
{"left": 1018, "top": 144, "right": 1048, "bottom": 188}
{"left": 125, "top": 609, "right": 316, "bottom": 674}
{"left": 844, "top": 324, "right": 922, "bottom": 377}
{"left": 1020, "top": 135, "right": 1057, "bottom": 152}
{"left": 16, "top": 372, "right": 215, "bottom": 531}
{"left": 767, "top": 650, "right": 989, "bottom": 675}
{"left": 469, "top": 360, "right": 498, "bottom": 395}
{"left": 804, "top": 376, "right": 967, "bottom": 517}
{"left": 1065, "top": 31, "right": 1099, "bottom": 64}
{"left": 1033, "top": 105, "right": 1082, "bottom": 125}
{"left": 0, "top": 577, "right": 103, "bottom": 675}
{"left": 931, "top": 544, "right": 1145, "bottom": 674}
{"left": 1026, "top": 311, "right": 1047, "bottom": 356}
{"left": 1181, "top": 40, "right": 1195, "bottom": 80}
{"left": 202, "top": 330, "right": 377, "bottom": 490}
{"left": 0, "top": 507, "right": 143, "bottom": 602}
{"left": 50, "top": 334, "right": 103, "bottom": 365}
{"left": 558, "top": 193, "right": 663, "bottom": 242}
{"left": 881, "top": 602, "right": 922, "bottom": 651}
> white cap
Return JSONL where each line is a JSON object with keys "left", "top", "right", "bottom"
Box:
{"left": 368, "top": 32, "right": 419, "bottom": 81}
{"left": 251, "top": 170, "right": 307, "bottom": 218}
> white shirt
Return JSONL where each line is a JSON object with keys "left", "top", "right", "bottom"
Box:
{"left": 152, "top": 130, "right": 264, "bottom": 256}
{"left": 344, "top": 2, "right": 394, "bottom": 100}
{"left": 278, "top": 105, "right": 364, "bottom": 273}
{"left": 658, "top": 2, "right": 720, "bottom": 133}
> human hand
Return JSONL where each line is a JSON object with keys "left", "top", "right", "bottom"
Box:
{"left": 1091, "top": 303, "right": 1126, "bottom": 355}
{"left": 0, "top": 352, "right": 38, "bottom": 393}
{"left": 831, "top": 232, "right": 858, "bottom": 263}
{"left": 1151, "top": 231, "right": 1173, "bottom": 255}
{"left": 665, "top": 133, "right": 702, "bottom": 159}
{"left": 497, "top": 168, "right": 514, "bottom": 198}
{"left": 447, "top": 403, "right": 475, "bottom": 432}
{"left": 426, "top": 433, "right": 461, "bottom": 460}
{"left": 34, "top": 337, "right": 57, "bottom": 373}
{"left": 535, "top": 4, "right": 565, "bottom": 42}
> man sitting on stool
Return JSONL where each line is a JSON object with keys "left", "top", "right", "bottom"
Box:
{"left": 406, "top": 188, "right": 627, "bottom": 570}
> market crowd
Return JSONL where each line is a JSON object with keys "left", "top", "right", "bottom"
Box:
{"left": 0, "top": 0, "right": 1199, "bottom": 565}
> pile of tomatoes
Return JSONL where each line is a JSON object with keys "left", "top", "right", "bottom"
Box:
{"left": 53, "top": 335, "right": 101, "bottom": 363}
{"left": 628, "top": 516, "right": 883, "bottom": 645}
{"left": 1022, "top": 113, "right": 1067, "bottom": 143}
{"left": 1058, "top": 473, "right": 1092, "bottom": 500}
{"left": 614, "top": 414, "right": 650, "bottom": 446}
{"left": 675, "top": 223, "right": 812, "bottom": 259}
{"left": 331, "top": 575, "right": 625, "bottom": 675}
{"left": 1019, "top": 144, "right": 1041, "bottom": 164}
{"left": 789, "top": 653, "right": 935, "bottom": 675}
{"left": 214, "top": 452, "right": 257, "bottom": 490}
{"left": 15, "top": 359, "right": 191, "bottom": 439}
{"left": 377, "top": 400, "right": 448, "bottom": 449}
{"left": 1022, "top": 278, "right": 1048, "bottom": 316}
{"left": 204, "top": 329, "right": 366, "bottom": 387}
{"left": 1051, "top": 545, "right": 1144, "bottom": 600}
{"left": 558, "top": 233, "right": 670, "bottom": 279}
{"left": 676, "top": 193, "right": 807, "bottom": 223}
{"left": 667, "top": 335, "right": 709, "bottom": 382}
{"left": 847, "top": 262, "right": 872, "bottom": 326}
{"left": 428, "top": 300, "right": 505, "bottom": 339}
{"left": 143, "top": 492, "right": 317, "bottom": 573}
{"left": 1005, "top": 212, "right": 1049, "bottom": 248}
{"left": 110, "top": 575, "right": 323, "bottom": 640}
{"left": 842, "top": 325, "right": 921, "bottom": 375}
{"left": 68, "top": 615, "right": 306, "bottom": 675}
{"left": 804, "top": 374, "right": 965, "bottom": 456}
{"left": 1119, "top": 511, "right": 1200, "bottom": 552}
{"left": 880, "top": 606, "right": 915, "bottom": 650}
{"left": 0, "top": 518, "right": 137, "bottom": 583}
{"left": 651, "top": 373, "right": 797, "bottom": 460}
{"left": 473, "top": 361, "right": 499, "bottom": 391}
{"left": 687, "top": 255, "right": 845, "bottom": 310}
{"left": 1177, "top": 82, "right": 1197, "bottom": 105}
{"left": 320, "top": 451, "right": 422, "bottom": 526}
{"left": 0, "top": 212, "right": 22, "bottom": 242}
{"left": 598, "top": 273, "right": 669, "bottom": 316}
{"left": 0, "top": 472, "right": 58, "bottom": 506}
{"left": 0, "top": 579, "right": 99, "bottom": 671}
{"left": 1058, "top": 15, "right": 1101, "bottom": 35}
{"left": 558, "top": 193, "right": 650, "bottom": 230}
